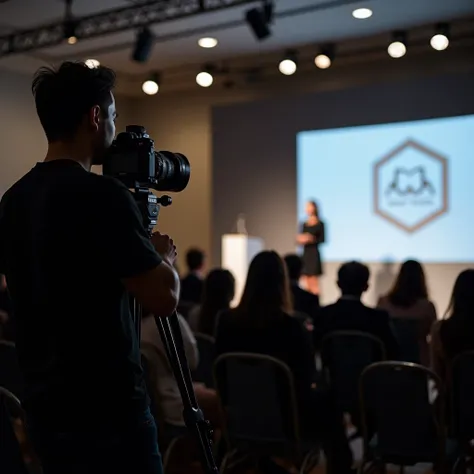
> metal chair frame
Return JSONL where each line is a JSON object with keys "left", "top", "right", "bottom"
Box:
{"left": 213, "top": 352, "right": 320, "bottom": 474}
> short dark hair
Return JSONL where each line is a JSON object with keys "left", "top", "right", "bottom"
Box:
{"left": 32, "top": 61, "right": 116, "bottom": 142}
{"left": 337, "top": 261, "right": 370, "bottom": 296}
{"left": 186, "top": 248, "right": 205, "bottom": 271}
{"left": 284, "top": 254, "right": 303, "bottom": 281}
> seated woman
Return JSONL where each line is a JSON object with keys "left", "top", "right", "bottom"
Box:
{"left": 188, "top": 268, "right": 235, "bottom": 336}
{"left": 377, "top": 259, "right": 436, "bottom": 365}
{"left": 141, "top": 312, "right": 220, "bottom": 431}
{"left": 215, "top": 251, "right": 353, "bottom": 474}
{"left": 431, "top": 269, "right": 474, "bottom": 382}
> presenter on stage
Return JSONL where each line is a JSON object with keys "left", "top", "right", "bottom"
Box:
{"left": 297, "top": 200, "right": 325, "bottom": 295}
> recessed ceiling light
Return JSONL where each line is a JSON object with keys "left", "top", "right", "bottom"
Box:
{"left": 142, "top": 79, "right": 159, "bottom": 95}
{"left": 352, "top": 8, "right": 373, "bottom": 19}
{"left": 198, "top": 37, "right": 218, "bottom": 48}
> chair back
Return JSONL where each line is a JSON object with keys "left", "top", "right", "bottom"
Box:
{"left": 0, "top": 341, "right": 24, "bottom": 399}
{"left": 214, "top": 353, "right": 300, "bottom": 456}
{"left": 390, "top": 318, "right": 422, "bottom": 364}
{"left": 451, "top": 350, "right": 474, "bottom": 445}
{"left": 0, "top": 387, "right": 29, "bottom": 474}
{"left": 321, "top": 331, "right": 386, "bottom": 417}
{"left": 193, "top": 333, "right": 216, "bottom": 388}
{"left": 360, "top": 361, "right": 445, "bottom": 464}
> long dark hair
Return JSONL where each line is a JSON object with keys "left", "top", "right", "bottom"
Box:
{"left": 197, "top": 269, "right": 235, "bottom": 336}
{"left": 444, "top": 269, "right": 474, "bottom": 321}
{"left": 387, "top": 260, "right": 428, "bottom": 307}
{"left": 440, "top": 269, "right": 474, "bottom": 357}
{"left": 236, "top": 251, "right": 292, "bottom": 326}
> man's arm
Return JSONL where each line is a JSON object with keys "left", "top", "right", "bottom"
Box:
{"left": 123, "top": 260, "right": 179, "bottom": 318}
{"left": 97, "top": 178, "right": 179, "bottom": 318}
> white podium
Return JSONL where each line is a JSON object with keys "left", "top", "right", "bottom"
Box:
{"left": 221, "top": 234, "right": 264, "bottom": 307}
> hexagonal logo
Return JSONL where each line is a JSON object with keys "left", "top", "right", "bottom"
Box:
{"left": 373, "top": 139, "right": 448, "bottom": 233}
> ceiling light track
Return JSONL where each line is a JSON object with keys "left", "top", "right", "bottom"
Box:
{"left": 0, "top": 0, "right": 261, "bottom": 57}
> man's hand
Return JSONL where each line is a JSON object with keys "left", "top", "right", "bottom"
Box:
{"left": 151, "top": 232, "right": 177, "bottom": 265}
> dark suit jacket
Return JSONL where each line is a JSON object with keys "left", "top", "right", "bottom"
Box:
{"left": 290, "top": 283, "right": 319, "bottom": 321}
{"left": 180, "top": 273, "right": 203, "bottom": 305}
{"left": 316, "top": 298, "right": 399, "bottom": 359}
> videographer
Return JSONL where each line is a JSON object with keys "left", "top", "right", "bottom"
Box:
{"left": 0, "top": 62, "right": 179, "bottom": 474}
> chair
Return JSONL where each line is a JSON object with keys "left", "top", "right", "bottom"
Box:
{"left": 0, "top": 341, "right": 24, "bottom": 398}
{"left": 450, "top": 351, "right": 474, "bottom": 473}
{"left": 359, "top": 361, "right": 455, "bottom": 474}
{"left": 0, "top": 387, "right": 30, "bottom": 474}
{"left": 390, "top": 318, "right": 423, "bottom": 364}
{"left": 320, "top": 331, "right": 386, "bottom": 426}
{"left": 193, "top": 333, "right": 216, "bottom": 388}
{"left": 213, "top": 353, "right": 320, "bottom": 474}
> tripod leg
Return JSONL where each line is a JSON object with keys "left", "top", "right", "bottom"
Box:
{"left": 154, "top": 312, "right": 219, "bottom": 474}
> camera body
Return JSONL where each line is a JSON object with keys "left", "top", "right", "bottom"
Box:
{"left": 103, "top": 125, "right": 190, "bottom": 192}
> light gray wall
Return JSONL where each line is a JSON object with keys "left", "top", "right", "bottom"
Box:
{"left": 0, "top": 69, "right": 47, "bottom": 197}
{"left": 212, "top": 71, "right": 474, "bottom": 315}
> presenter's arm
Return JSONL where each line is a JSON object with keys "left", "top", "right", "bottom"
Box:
{"left": 98, "top": 178, "right": 179, "bottom": 318}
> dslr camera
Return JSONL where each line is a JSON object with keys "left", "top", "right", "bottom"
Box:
{"left": 103, "top": 125, "right": 190, "bottom": 192}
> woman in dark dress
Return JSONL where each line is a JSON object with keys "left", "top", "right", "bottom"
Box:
{"left": 297, "top": 200, "right": 325, "bottom": 295}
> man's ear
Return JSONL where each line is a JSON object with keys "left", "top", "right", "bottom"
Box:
{"left": 89, "top": 105, "right": 101, "bottom": 132}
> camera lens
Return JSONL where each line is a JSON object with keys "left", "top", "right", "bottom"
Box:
{"left": 154, "top": 151, "right": 190, "bottom": 192}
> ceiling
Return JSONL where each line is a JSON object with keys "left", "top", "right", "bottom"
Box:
{"left": 0, "top": 0, "right": 473, "bottom": 80}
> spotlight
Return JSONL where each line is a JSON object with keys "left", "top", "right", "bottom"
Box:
{"left": 314, "top": 45, "right": 335, "bottom": 69}
{"left": 196, "top": 71, "right": 213, "bottom": 88}
{"left": 142, "top": 73, "right": 160, "bottom": 95}
{"left": 430, "top": 23, "right": 449, "bottom": 51}
{"left": 352, "top": 7, "right": 372, "bottom": 19}
{"left": 132, "top": 27, "right": 154, "bottom": 63}
{"left": 245, "top": 1, "right": 273, "bottom": 41}
{"left": 198, "top": 37, "right": 218, "bottom": 48}
{"left": 388, "top": 31, "right": 407, "bottom": 58}
{"left": 85, "top": 59, "right": 100, "bottom": 68}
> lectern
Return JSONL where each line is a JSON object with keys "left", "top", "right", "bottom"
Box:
{"left": 221, "top": 234, "right": 264, "bottom": 307}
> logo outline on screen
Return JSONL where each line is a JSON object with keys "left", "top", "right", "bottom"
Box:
{"left": 373, "top": 139, "right": 448, "bottom": 233}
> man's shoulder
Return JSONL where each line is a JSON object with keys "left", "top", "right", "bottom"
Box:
{"left": 364, "top": 304, "right": 390, "bottom": 321}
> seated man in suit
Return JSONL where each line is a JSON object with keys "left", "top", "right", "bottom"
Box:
{"left": 317, "top": 261, "right": 398, "bottom": 359}
{"left": 180, "top": 248, "right": 206, "bottom": 305}
{"left": 284, "top": 254, "right": 320, "bottom": 323}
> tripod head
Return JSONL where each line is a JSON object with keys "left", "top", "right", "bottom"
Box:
{"left": 133, "top": 185, "right": 172, "bottom": 236}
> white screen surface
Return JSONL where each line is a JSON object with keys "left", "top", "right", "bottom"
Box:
{"left": 297, "top": 115, "right": 474, "bottom": 263}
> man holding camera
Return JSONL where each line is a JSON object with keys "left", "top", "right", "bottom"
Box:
{"left": 0, "top": 62, "right": 178, "bottom": 473}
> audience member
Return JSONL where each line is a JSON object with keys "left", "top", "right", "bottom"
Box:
{"left": 188, "top": 268, "right": 235, "bottom": 336}
{"left": 284, "top": 254, "right": 320, "bottom": 320}
{"left": 431, "top": 269, "right": 474, "bottom": 381}
{"left": 180, "top": 248, "right": 206, "bottom": 304}
{"left": 215, "top": 251, "right": 353, "bottom": 474}
{"left": 141, "top": 312, "right": 220, "bottom": 429}
{"left": 317, "top": 261, "right": 398, "bottom": 359}
{"left": 377, "top": 259, "right": 436, "bottom": 365}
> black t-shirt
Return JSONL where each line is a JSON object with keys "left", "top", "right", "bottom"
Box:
{"left": 0, "top": 160, "right": 162, "bottom": 430}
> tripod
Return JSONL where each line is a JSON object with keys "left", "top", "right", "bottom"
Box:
{"left": 131, "top": 186, "right": 219, "bottom": 474}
